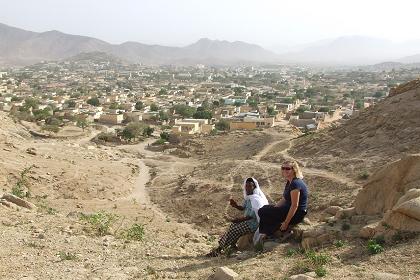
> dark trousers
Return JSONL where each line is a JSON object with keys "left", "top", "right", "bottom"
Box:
{"left": 258, "top": 205, "right": 307, "bottom": 235}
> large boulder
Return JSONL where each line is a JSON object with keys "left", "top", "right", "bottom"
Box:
{"left": 354, "top": 154, "right": 420, "bottom": 215}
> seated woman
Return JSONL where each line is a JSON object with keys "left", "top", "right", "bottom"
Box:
{"left": 206, "top": 177, "right": 268, "bottom": 257}
{"left": 258, "top": 160, "right": 308, "bottom": 241}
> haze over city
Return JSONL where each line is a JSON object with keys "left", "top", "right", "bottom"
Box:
{"left": 2, "top": 0, "right": 420, "bottom": 50}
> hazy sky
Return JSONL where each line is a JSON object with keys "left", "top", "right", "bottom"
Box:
{"left": 1, "top": 0, "right": 420, "bottom": 50}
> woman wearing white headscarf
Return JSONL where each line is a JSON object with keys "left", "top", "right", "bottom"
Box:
{"left": 206, "top": 177, "right": 268, "bottom": 257}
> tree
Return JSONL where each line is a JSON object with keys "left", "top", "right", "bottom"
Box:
{"left": 318, "top": 107, "right": 330, "bottom": 113}
{"left": 24, "top": 97, "right": 39, "bottom": 111}
{"left": 172, "top": 104, "right": 196, "bottom": 118}
{"left": 87, "top": 97, "right": 100, "bottom": 107}
{"left": 143, "top": 126, "right": 154, "bottom": 137}
{"left": 76, "top": 118, "right": 89, "bottom": 131}
{"left": 121, "top": 122, "right": 144, "bottom": 141}
{"left": 66, "top": 100, "right": 76, "bottom": 108}
{"left": 33, "top": 108, "right": 52, "bottom": 121}
{"left": 159, "top": 110, "right": 169, "bottom": 121}
{"left": 247, "top": 98, "right": 258, "bottom": 108}
{"left": 215, "top": 119, "right": 229, "bottom": 131}
{"left": 234, "top": 101, "right": 242, "bottom": 107}
{"left": 150, "top": 103, "right": 159, "bottom": 112}
{"left": 193, "top": 110, "right": 212, "bottom": 119}
{"left": 135, "top": 101, "right": 144, "bottom": 110}
{"left": 158, "top": 88, "right": 167, "bottom": 95}
{"left": 267, "top": 107, "right": 275, "bottom": 116}
{"left": 160, "top": 132, "right": 170, "bottom": 141}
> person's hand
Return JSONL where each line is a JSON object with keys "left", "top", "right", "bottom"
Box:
{"left": 280, "top": 222, "right": 289, "bottom": 231}
{"left": 229, "top": 198, "right": 238, "bottom": 208}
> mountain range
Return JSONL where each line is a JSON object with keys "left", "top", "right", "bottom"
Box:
{"left": 1, "top": 22, "right": 420, "bottom": 67}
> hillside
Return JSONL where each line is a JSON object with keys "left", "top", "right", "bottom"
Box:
{"left": 289, "top": 79, "right": 420, "bottom": 178}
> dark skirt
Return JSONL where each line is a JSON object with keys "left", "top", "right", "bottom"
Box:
{"left": 258, "top": 204, "right": 307, "bottom": 235}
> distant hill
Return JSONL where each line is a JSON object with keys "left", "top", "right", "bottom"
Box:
{"left": 398, "top": 53, "right": 420, "bottom": 63}
{"left": 0, "top": 23, "right": 278, "bottom": 66}
{"left": 279, "top": 36, "right": 420, "bottom": 65}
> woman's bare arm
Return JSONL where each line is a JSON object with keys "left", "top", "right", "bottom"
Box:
{"left": 280, "top": 190, "right": 300, "bottom": 230}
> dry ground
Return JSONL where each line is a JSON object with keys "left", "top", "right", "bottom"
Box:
{"left": 1, "top": 112, "right": 419, "bottom": 279}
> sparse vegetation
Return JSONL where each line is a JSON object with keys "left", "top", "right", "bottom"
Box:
{"left": 80, "top": 211, "right": 117, "bottom": 236}
{"left": 12, "top": 166, "right": 34, "bottom": 198}
{"left": 58, "top": 251, "right": 77, "bottom": 261}
{"left": 358, "top": 171, "right": 370, "bottom": 180}
{"left": 121, "top": 223, "right": 145, "bottom": 241}
{"left": 367, "top": 239, "right": 384, "bottom": 254}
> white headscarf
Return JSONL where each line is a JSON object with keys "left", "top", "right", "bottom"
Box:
{"left": 243, "top": 177, "right": 269, "bottom": 222}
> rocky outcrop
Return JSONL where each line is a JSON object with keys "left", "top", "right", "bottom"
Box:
{"left": 354, "top": 154, "right": 420, "bottom": 215}
{"left": 354, "top": 154, "right": 420, "bottom": 232}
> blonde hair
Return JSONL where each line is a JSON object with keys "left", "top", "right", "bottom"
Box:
{"left": 283, "top": 160, "right": 303, "bottom": 179}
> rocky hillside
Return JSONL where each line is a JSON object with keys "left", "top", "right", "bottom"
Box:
{"left": 290, "top": 78, "right": 420, "bottom": 178}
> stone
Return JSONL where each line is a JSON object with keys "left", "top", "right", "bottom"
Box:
{"left": 26, "top": 148, "right": 37, "bottom": 155}
{"left": 289, "top": 274, "right": 315, "bottom": 280}
{"left": 301, "top": 237, "right": 317, "bottom": 250}
{"left": 213, "top": 267, "right": 238, "bottom": 280}
{"left": 236, "top": 233, "right": 253, "bottom": 250}
{"left": 350, "top": 215, "right": 368, "bottom": 225}
{"left": 325, "top": 205, "right": 343, "bottom": 216}
{"left": 383, "top": 210, "right": 420, "bottom": 232}
{"left": 373, "top": 272, "right": 401, "bottom": 279}
{"left": 359, "top": 222, "right": 379, "bottom": 239}
{"left": 335, "top": 207, "right": 355, "bottom": 219}
{"left": 2, "top": 194, "right": 37, "bottom": 210}
{"left": 393, "top": 196, "right": 420, "bottom": 220}
{"left": 263, "top": 241, "right": 280, "bottom": 251}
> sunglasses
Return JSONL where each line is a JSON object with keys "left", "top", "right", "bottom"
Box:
{"left": 281, "top": 166, "right": 293, "bottom": 170}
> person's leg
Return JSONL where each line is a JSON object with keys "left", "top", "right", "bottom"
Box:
{"left": 218, "top": 221, "right": 252, "bottom": 250}
{"left": 289, "top": 209, "right": 307, "bottom": 226}
{"left": 258, "top": 205, "right": 289, "bottom": 236}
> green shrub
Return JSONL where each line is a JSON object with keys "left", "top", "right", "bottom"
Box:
{"left": 367, "top": 239, "right": 384, "bottom": 254}
{"left": 334, "top": 240, "right": 346, "bottom": 248}
{"left": 315, "top": 266, "right": 327, "bottom": 277}
{"left": 12, "top": 166, "right": 33, "bottom": 198}
{"left": 358, "top": 171, "right": 369, "bottom": 180}
{"left": 122, "top": 224, "right": 145, "bottom": 241}
{"left": 80, "top": 211, "right": 117, "bottom": 236}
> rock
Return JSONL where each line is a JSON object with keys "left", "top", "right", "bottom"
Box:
{"left": 383, "top": 210, "right": 420, "bottom": 232}
{"left": 301, "top": 237, "right": 317, "bottom": 250}
{"left": 26, "top": 148, "right": 37, "bottom": 155}
{"left": 2, "top": 194, "right": 37, "bottom": 210}
{"left": 350, "top": 215, "right": 368, "bottom": 225}
{"left": 0, "top": 199, "right": 20, "bottom": 210}
{"left": 289, "top": 274, "right": 315, "bottom": 280}
{"left": 335, "top": 207, "right": 355, "bottom": 219}
{"left": 236, "top": 233, "right": 253, "bottom": 250}
{"left": 213, "top": 267, "right": 239, "bottom": 280}
{"left": 325, "top": 206, "right": 343, "bottom": 216}
{"left": 235, "top": 251, "right": 254, "bottom": 260}
{"left": 302, "top": 227, "right": 325, "bottom": 239}
{"left": 393, "top": 196, "right": 420, "bottom": 221}
{"left": 354, "top": 155, "right": 420, "bottom": 216}
{"left": 263, "top": 241, "right": 280, "bottom": 251}
{"left": 373, "top": 272, "right": 401, "bottom": 279}
{"left": 359, "top": 222, "right": 379, "bottom": 239}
